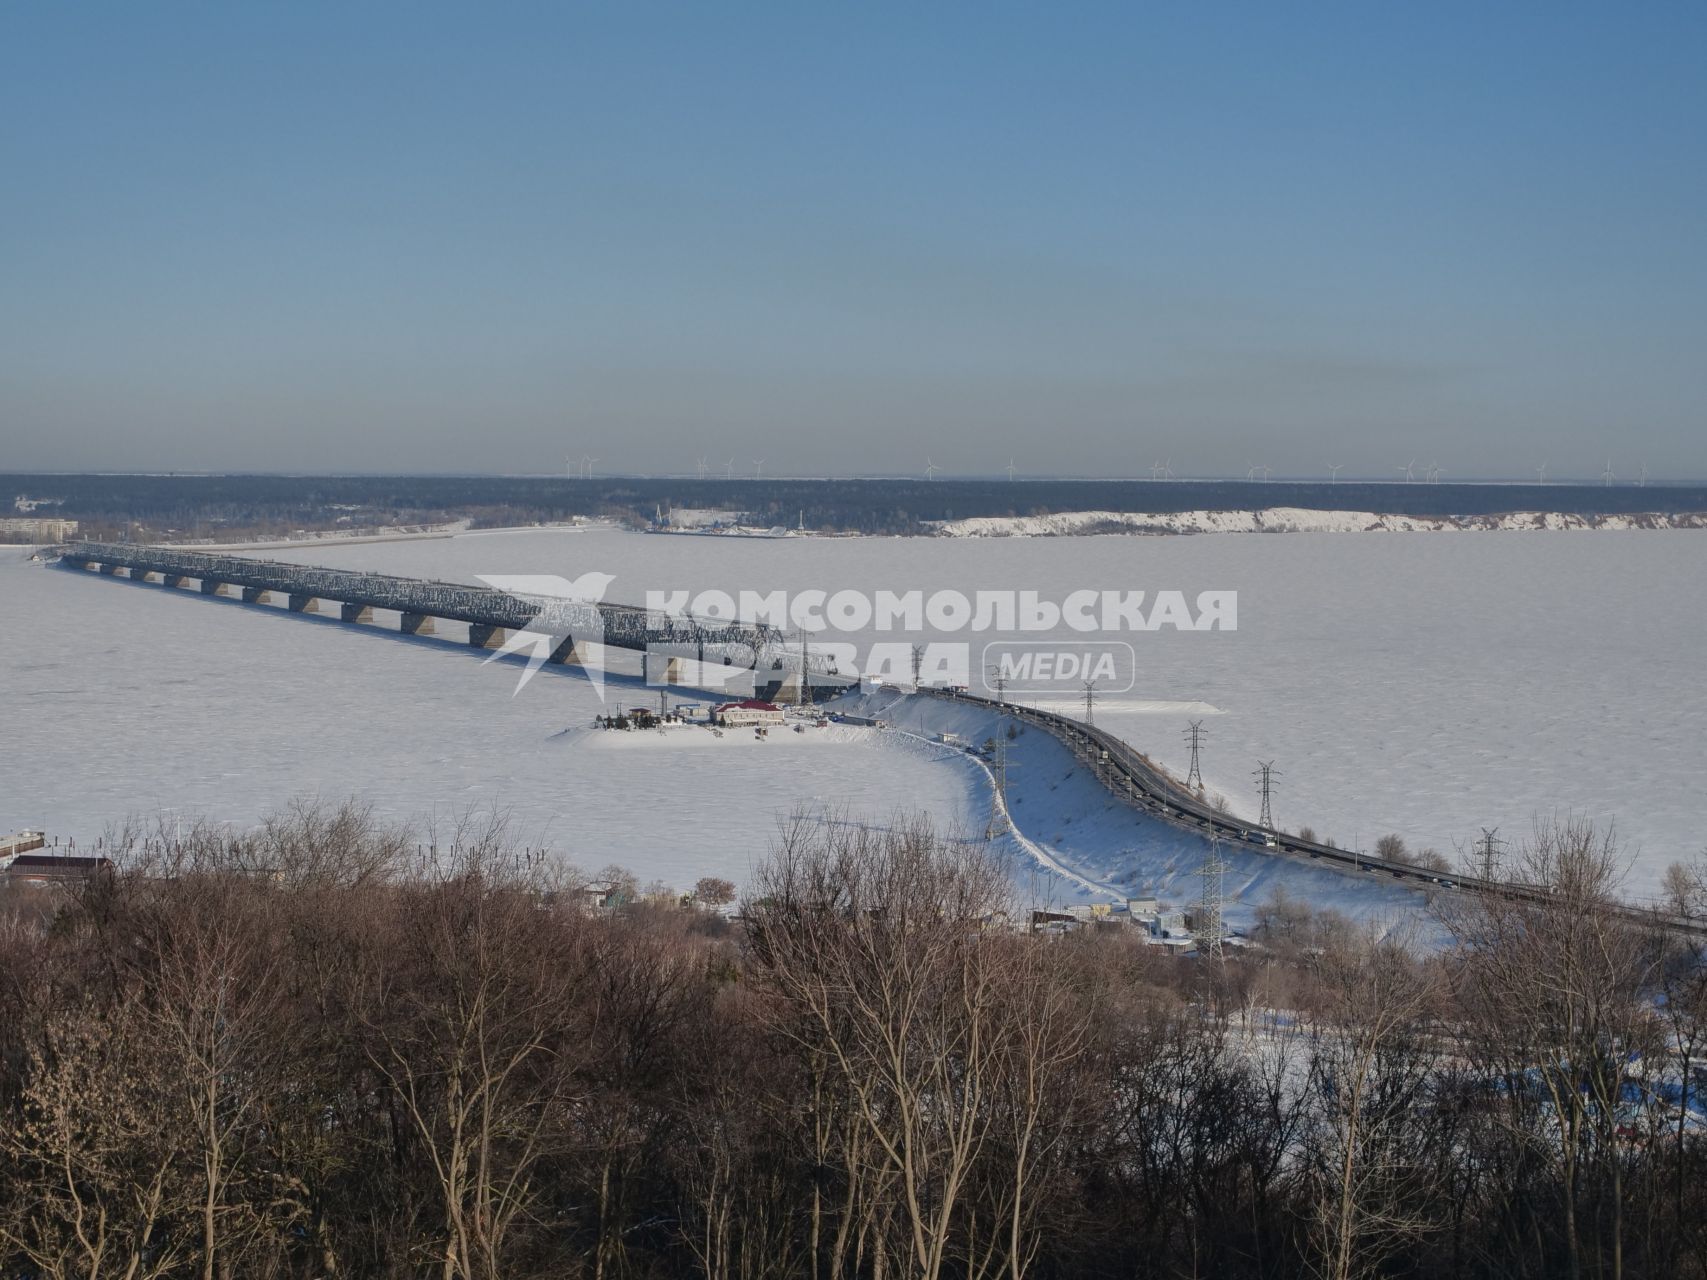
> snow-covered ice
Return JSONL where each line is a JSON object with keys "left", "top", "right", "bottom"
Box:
{"left": 4, "top": 524, "right": 1703, "bottom": 908}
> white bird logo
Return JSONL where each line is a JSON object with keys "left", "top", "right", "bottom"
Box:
{"left": 475, "top": 571, "right": 617, "bottom": 698}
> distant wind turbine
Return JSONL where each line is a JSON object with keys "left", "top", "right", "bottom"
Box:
{"left": 1162, "top": 458, "right": 1174, "bottom": 480}
{"left": 924, "top": 458, "right": 940, "bottom": 481}
{"left": 582, "top": 456, "right": 598, "bottom": 480}
{"left": 1601, "top": 458, "right": 1615, "bottom": 487}
{"left": 752, "top": 458, "right": 766, "bottom": 480}
{"left": 695, "top": 456, "right": 708, "bottom": 481}
{"left": 1005, "top": 458, "right": 1017, "bottom": 482}
{"left": 566, "top": 454, "right": 577, "bottom": 480}
{"left": 1150, "top": 460, "right": 1164, "bottom": 481}
{"left": 1328, "top": 462, "right": 1344, "bottom": 484}
{"left": 1259, "top": 464, "right": 1272, "bottom": 482}
{"left": 1246, "top": 462, "right": 1259, "bottom": 482}
{"left": 1427, "top": 462, "right": 1443, "bottom": 484}
{"left": 724, "top": 457, "right": 735, "bottom": 480}
{"left": 1398, "top": 459, "right": 1417, "bottom": 483}
{"left": 1638, "top": 462, "right": 1648, "bottom": 487}
{"left": 1535, "top": 461, "right": 1548, "bottom": 484}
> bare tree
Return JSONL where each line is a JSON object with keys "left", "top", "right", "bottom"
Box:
{"left": 695, "top": 877, "right": 737, "bottom": 907}
{"left": 1443, "top": 816, "right": 1662, "bottom": 1280}
{"left": 0, "top": 999, "right": 193, "bottom": 1280}
{"left": 1302, "top": 925, "right": 1442, "bottom": 1280}
{"left": 350, "top": 841, "right": 582, "bottom": 1280}
{"left": 748, "top": 816, "right": 1078, "bottom": 1280}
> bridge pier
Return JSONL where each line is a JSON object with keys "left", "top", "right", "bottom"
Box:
{"left": 100, "top": 563, "right": 119, "bottom": 576}
{"left": 241, "top": 587, "right": 273, "bottom": 604}
{"left": 166, "top": 575, "right": 190, "bottom": 589}
{"left": 200, "top": 579, "right": 227, "bottom": 596}
{"left": 550, "top": 637, "right": 582, "bottom": 665}
{"left": 641, "top": 654, "right": 687, "bottom": 685}
{"left": 288, "top": 594, "right": 319, "bottom": 613}
{"left": 400, "top": 612, "right": 435, "bottom": 636}
{"left": 340, "top": 603, "right": 373, "bottom": 624}
{"left": 467, "top": 624, "right": 507, "bottom": 649}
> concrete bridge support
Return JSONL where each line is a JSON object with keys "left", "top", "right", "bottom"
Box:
{"left": 166, "top": 575, "right": 190, "bottom": 589}
{"left": 549, "top": 637, "right": 582, "bottom": 665}
{"left": 288, "top": 594, "right": 319, "bottom": 613}
{"left": 340, "top": 603, "right": 373, "bottom": 623}
{"left": 200, "top": 579, "right": 227, "bottom": 597}
{"left": 467, "top": 624, "right": 507, "bottom": 649}
{"left": 100, "top": 563, "right": 119, "bottom": 576}
{"left": 241, "top": 587, "right": 273, "bottom": 605}
{"left": 400, "top": 612, "right": 435, "bottom": 636}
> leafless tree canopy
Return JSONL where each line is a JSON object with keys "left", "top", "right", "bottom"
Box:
{"left": 1, "top": 803, "right": 1705, "bottom": 1279}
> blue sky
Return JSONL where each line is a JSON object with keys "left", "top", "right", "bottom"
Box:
{"left": 3, "top": 1, "right": 1704, "bottom": 478}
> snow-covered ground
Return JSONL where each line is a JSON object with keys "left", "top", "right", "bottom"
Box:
{"left": 931, "top": 507, "right": 1707, "bottom": 536}
{"left": 833, "top": 686, "right": 1433, "bottom": 933}
{"left": 5, "top": 524, "right": 1704, "bottom": 908}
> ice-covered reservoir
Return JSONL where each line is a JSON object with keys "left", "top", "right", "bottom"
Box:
{"left": 3, "top": 524, "right": 1702, "bottom": 910}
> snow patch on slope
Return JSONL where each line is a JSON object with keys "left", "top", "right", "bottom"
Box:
{"left": 930, "top": 508, "right": 1707, "bottom": 537}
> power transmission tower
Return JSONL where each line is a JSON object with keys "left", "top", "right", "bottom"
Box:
{"left": 987, "top": 661, "right": 1008, "bottom": 703}
{"left": 1184, "top": 719, "right": 1207, "bottom": 788}
{"left": 1082, "top": 679, "right": 1097, "bottom": 725}
{"left": 1253, "top": 761, "right": 1279, "bottom": 828}
{"left": 1477, "top": 827, "right": 1505, "bottom": 881}
{"left": 797, "top": 629, "right": 810, "bottom": 707}
{"left": 1197, "top": 836, "right": 1225, "bottom": 959}
{"left": 985, "top": 731, "right": 1013, "bottom": 839}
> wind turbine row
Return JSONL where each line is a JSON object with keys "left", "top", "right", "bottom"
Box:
{"left": 684, "top": 456, "right": 764, "bottom": 479}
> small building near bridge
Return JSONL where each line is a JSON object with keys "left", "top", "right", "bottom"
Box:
{"left": 4, "top": 853, "right": 113, "bottom": 887}
{"left": 714, "top": 699, "right": 785, "bottom": 728}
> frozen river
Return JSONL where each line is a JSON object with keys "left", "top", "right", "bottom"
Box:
{"left": 4, "top": 526, "right": 1703, "bottom": 903}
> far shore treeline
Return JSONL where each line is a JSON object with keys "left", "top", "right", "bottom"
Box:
{"left": 5, "top": 472, "right": 1707, "bottom": 542}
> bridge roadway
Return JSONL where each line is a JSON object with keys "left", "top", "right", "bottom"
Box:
{"left": 57, "top": 541, "right": 849, "bottom": 698}
{"left": 924, "top": 687, "right": 1707, "bottom": 937}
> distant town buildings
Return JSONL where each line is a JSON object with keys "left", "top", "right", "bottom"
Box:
{"left": 0, "top": 516, "right": 79, "bottom": 542}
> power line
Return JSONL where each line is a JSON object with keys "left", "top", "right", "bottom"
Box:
{"left": 986, "top": 729, "right": 1015, "bottom": 840}
{"left": 1477, "top": 827, "right": 1505, "bottom": 881}
{"left": 1184, "top": 719, "right": 1207, "bottom": 789}
{"left": 1197, "top": 836, "right": 1225, "bottom": 960}
{"left": 1253, "top": 760, "right": 1279, "bottom": 829}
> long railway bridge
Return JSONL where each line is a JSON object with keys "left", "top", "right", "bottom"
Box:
{"left": 57, "top": 541, "right": 850, "bottom": 700}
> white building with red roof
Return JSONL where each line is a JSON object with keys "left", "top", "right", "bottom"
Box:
{"left": 713, "top": 699, "right": 785, "bottom": 727}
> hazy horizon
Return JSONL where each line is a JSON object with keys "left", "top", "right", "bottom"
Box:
{"left": 4, "top": 3, "right": 1704, "bottom": 479}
